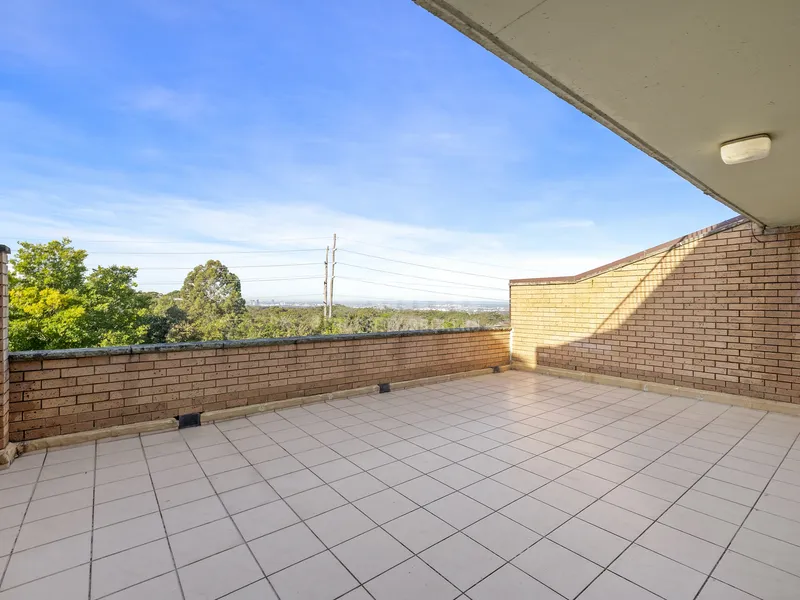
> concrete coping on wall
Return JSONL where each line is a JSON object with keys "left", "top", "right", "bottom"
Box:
{"left": 510, "top": 215, "right": 749, "bottom": 286}
{"left": 8, "top": 326, "right": 512, "bottom": 361}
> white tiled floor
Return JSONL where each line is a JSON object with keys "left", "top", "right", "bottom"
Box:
{"left": 1, "top": 370, "right": 800, "bottom": 599}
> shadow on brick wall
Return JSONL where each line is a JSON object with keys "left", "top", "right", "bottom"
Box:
{"left": 511, "top": 219, "right": 800, "bottom": 404}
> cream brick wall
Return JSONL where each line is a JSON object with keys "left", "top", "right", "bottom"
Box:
{"left": 511, "top": 221, "right": 800, "bottom": 404}
{"left": 8, "top": 328, "right": 510, "bottom": 441}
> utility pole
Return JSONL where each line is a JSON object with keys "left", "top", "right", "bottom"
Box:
{"left": 323, "top": 246, "right": 329, "bottom": 320}
{"left": 328, "top": 233, "right": 337, "bottom": 318}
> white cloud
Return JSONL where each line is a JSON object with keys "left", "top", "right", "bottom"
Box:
{"left": 126, "top": 86, "right": 207, "bottom": 121}
{"left": 0, "top": 189, "right": 618, "bottom": 304}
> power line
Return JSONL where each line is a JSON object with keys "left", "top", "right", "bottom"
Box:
{"left": 337, "top": 262, "right": 506, "bottom": 291}
{"left": 1, "top": 236, "right": 331, "bottom": 245}
{"left": 338, "top": 249, "right": 509, "bottom": 281}
{"left": 95, "top": 262, "right": 320, "bottom": 271}
{"left": 91, "top": 248, "right": 325, "bottom": 256}
{"left": 340, "top": 237, "right": 524, "bottom": 272}
{"left": 337, "top": 277, "right": 508, "bottom": 302}
{"left": 138, "top": 276, "right": 320, "bottom": 285}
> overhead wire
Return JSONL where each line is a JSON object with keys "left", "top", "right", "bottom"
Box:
{"left": 337, "top": 277, "right": 508, "bottom": 302}
{"left": 90, "top": 248, "right": 326, "bottom": 256}
{"left": 337, "top": 262, "right": 507, "bottom": 291}
{"left": 339, "top": 237, "right": 522, "bottom": 272}
{"left": 337, "top": 249, "right": 509, "bottom": 281}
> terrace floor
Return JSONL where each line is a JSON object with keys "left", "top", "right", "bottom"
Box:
{"left": 1, "top": 371, "right": 799, "bottom": 600}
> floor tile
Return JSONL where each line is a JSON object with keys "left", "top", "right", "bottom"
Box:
{"left": 305, "top": 504, "right": 376, "bottom": 547}
{"left": 232, "top": 499, "right": 299, "bottom": 541}
{"left": 220, "top": 481, "right": 279, "bottom": 514}
{"left": 611, "top": 544, "right": 706, "bottom": 600}
{"left": 310, "top": 458, "right": 362, "bottom": 483}
{"left": 92, "top": 513, "right": 166, "bottom": 559}
{"left": 464, "top": 513, "right": 540, "bottom": 560}
{"left": 658, "top": 504, "right": 738, "bottom": 546}
{"left": 156, "top": 478, "right": 215, "bottom": 509}
{"left": 94, "top": 475, "right": 153, "bottom": 505}
{"left": 333, "top": 528, "right": 412, "bottom": 583}
{"left": 460, "top": 478, "right": 522, "bottom": 510}
{"left": 353, "top": 489, "right": 417, "bottom": 524}
{"left": 330, "top": 472, "right": 387, "bottom": 501}
{"left": 269, "top": 550, "right": 358, "bottom": 600}
{"left": 396, "top": 475, "right": 459, "bottom": 506}
{"left": 169, "top": 517, "right": 243, "bottom": 567}
{"left": 730, "top": 528, "right": 800, "bottom": 578}
{"left": 161, "top": 495, "right": 227, "bottom": 535}
{"left": 14, "top": 507, "right": 92, "bottom": 551}
{"left": 513, "top": 538, "right": 602, "bottom": 599}
{"left": 427, "top": 492, "right": 492, "bottom": 529}
{"left": 604, "top": 485, "right": 671, "bottom": 519}
{"left": 366, "top": 557, "right": 459, "bottom": 600}
{"left": 369, "top": 461, "right": 422, "bottom": 487}
{"left": 578, "top": 500, "right": 653, "bottom": 541}
{"left": 209, "top": 466, "right": 263, "bottom": 494}
{"left": 466, "top": 563, "right": 562, "bottom": 600}
{"left": 712, "top": 550, "right": 800, "bottom": 600}
{"left": 638, "top": 522, "right": 724, "bottom": 574}
{"left": 500, "top": 496, "right": 570, "bottom": 535}
{"left": 548, "top": 518, "right": 629, "bottom": 567}
{"left": 1, "top": 533, "right": 90, "bottom": 591}
{"left": 578, "top": 570, "right": 661, "bottom": 599}
{"left": 429, "top": 464, "right": 484, "bottom": 490}
{"left": 286, "top": 484, "right": 346, "bottom": 519}
{"left": 222, "top": 579, "right": 279, "bottom": 600}
{"left": 695, "top": 578, "right": 760, "bottom": 600}
{"left": 365, "top": 500, "right": 437, "bottom": 545}
{"left": 104, "top": 572, "right": 183, "bottom": 600}
{"left": 91, "top": 538, "right": 173, "bottom": 599}
{"left": 532, "top": 481, "right": 594, "bottom": 514}
{"left": 179, "top": 544, "right": 263, "bottom": 600}
{"left": 420, "top": 532, "right": 503, "bottom": 591}
{"left": 0, "top": 564, "right": 89, "bottom": 600}
{"left": 249, "top": 522, "right": 325, "bottom": 575}
{"left": 268, "top": 469, "right": 325, "bottom": 498}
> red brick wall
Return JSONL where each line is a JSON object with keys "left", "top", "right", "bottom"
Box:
{"left": 0, "top": 246, "right": 9, "bottom": 449}
{"left": 511, "top": 219, "right": 800, "bottom": 404}
{"left": 8, "top": 328, "right": 510, "bottom": 441}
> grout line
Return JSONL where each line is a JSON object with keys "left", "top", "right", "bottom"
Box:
{"left": 1, "top": 372, "right": 798, "bottom": 598}
{"left": 692, "top": 428, "right": 800, "bottom": 599}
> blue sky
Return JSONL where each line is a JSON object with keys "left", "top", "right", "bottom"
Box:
{"left": 0, "top": 0, "right": 735, "bottom": 302}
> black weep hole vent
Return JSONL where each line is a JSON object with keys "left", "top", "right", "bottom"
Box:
{"left": 176, "top": 412, "right": 202, "bottom": 429}
{"left": 492, "top": 366, "right": 501, "bottom": 373}
{"left": 378, "top": 383, "right": 391, "bottom": 394}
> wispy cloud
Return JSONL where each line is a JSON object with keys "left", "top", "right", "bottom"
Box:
{"left": 126, "top": 86, "right": 207, "bottom": 121}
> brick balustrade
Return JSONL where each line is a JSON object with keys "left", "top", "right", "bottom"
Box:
{"left": 510, "top": 217, "right": 800, "bottom": 404}
{"left": 5, "top": 328, "right": 510, "bottom": 442}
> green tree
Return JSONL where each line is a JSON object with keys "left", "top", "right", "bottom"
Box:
{"left": 8, "top": 239, "right": 153, "bottom": 350}
{"left": 174, "top": 260, "right": 245, "bottom": 341}
{"left": 84, "top": 265, "right": 152, "bottom": 346}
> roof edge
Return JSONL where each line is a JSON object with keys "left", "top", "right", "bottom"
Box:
{"left": 510, "top": 216, "right": 749, "bottom": 286}
{"left": 413, "top": 0, "right": 764, "bottom": 226}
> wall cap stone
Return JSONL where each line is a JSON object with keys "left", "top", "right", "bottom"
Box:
{"left": 0, "top": 245, "right": 9, "bottom": 254}
{"left": 9, "top": 326, "right": 512, "bottom": 361}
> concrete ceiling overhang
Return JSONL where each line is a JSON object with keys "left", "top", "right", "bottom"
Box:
{"left": 415, "top": 0, "right": 800, "bottom": 227}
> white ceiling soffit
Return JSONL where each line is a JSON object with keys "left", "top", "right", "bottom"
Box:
{"left": 416, "top": 0, "right": 800, "bottom": 227}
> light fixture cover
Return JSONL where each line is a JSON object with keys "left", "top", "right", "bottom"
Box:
{"left": 720, "top": 135, "right": 771, "bottom": 165}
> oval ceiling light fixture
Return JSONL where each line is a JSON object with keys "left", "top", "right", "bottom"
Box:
{"left": 720, "top": 134, "right": 771, "bottom": 165}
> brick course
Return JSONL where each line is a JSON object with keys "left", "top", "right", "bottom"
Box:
{"left": 510, "top": 218, "right": 800, "bottom": 404}
{"left": 7, "top": 329, "right": 510, "bottom": 441}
